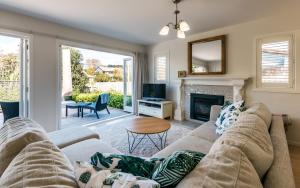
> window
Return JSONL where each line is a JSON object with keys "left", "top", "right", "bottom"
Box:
{"left": 256, "top": 34, "right": 294, "bottom": 89}
{"left": 154, "top": 53, "right": 169, "bottom": 83}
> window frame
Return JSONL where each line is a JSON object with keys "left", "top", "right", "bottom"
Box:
{"left": 153, "top": 52, "right": 169, "bottom": 84}
{"left": 256, "top": 34, "right": 295, "bottom": 90}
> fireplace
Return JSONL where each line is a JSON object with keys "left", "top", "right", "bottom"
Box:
{"left": 190, "top": 93, "right": 224, "bottom": 122}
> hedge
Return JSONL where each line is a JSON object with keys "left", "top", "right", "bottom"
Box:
{"left": 71, "top": 92, "right": 125, "bottom": 109}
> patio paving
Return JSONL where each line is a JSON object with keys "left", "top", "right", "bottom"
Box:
{"left": 0, "top": 106, "right": 130, "bottom": 129}
{"left": 60, "top": 106, "right": 130, "bottom": 130}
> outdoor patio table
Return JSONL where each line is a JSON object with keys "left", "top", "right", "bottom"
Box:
{"left": 65, "top": 102, "right": 91, "bottom": 117}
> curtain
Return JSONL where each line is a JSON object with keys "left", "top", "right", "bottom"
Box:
{"left": 133, "top": 52, "right": 148, "bottom": 114}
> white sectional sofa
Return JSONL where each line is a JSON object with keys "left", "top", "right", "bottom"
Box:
{"left": 0, "top": 103, "right": 295, "bottom": 188}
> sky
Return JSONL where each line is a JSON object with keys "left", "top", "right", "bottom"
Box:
{"left": 72, "top": 46, "right": 132, "bottom": 66}
{"left": 0, "top": 35, "right": 133, "bottom": 66}
{"left": 0, "top": 35, "right": 20, "bottom": 55}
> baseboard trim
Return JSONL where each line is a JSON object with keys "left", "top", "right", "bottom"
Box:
{"left": 288, "top": 140, "right": 300, "bottom": 147}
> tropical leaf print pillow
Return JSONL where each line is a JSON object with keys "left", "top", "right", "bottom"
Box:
{"left": 151, "top": 150, "right": 205, "bottom": 188}
{"left": 90, "top": 152, "right": 164, "bottom": 178}
{"left": 215, "top": 100, "right": 246, "bottom": 135}
{"left": 74, "top": 161, "right": 160, "bottom": 188}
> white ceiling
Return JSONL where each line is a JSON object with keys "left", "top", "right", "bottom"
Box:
{"left": 0, "top": 0, "right": 296, "bottom": 45}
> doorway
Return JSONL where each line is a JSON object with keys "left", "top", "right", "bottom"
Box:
{"left": 0, "top": 32, "right": 30, "bottom": 124}
{"left": 59, "top": 44, "right": 134, "bottom": 129}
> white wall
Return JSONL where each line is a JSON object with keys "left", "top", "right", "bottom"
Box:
{"left": 0, "top": 10, "right": 145, "bottom": 132}
{"left": 147, "top": 4, "right": 300, "bottom": 145}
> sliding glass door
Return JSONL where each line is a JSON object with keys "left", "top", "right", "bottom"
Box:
{"left": 0, "top": 32, "right": 30, "bottom": 123}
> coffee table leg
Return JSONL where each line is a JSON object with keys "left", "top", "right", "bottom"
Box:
{"left": 127, "top": 131, "right": 146, "bottom": 154}
{"left": 147, "top": 134, "right": 162, "bottom": 151}
{"left": 127, "top": 131, "right": 169, "bottom": 153}
{"left": 157, "top": 131, "right": 168, "bottom": 149}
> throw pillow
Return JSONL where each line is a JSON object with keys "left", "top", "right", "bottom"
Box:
{"left": 151, "top": 150, "right": 205, "bottom": 188}
{"left": 213, "top": 113, "right": 274, "bottom": 179}
{"left": 74, "top": 161, "right": 160, "bottom": 188}
{"left": 0, "top": 117, "right": 48, "bottom": 176}
{"left": 0, "top": 140, "right": 77, "bottom": 187}
{"left": 176, "top": 144, "right": 263, "bottom": 188}
{"left": 90, "top": 152, "right": 164, "bottom": 178}
{"left": 215, "top": 100, "right": 246, "bottom": 135}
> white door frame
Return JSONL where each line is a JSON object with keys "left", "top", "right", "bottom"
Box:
{"left": 123, "top": 58, "right": 134, "bottom": 113}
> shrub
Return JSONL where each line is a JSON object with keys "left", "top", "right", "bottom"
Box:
{"left": 71, "top": 91, "right": 124, "bottom": 109}
{"left": 108, "top": 92, "right": 123, "bottom": 109}
{"left": 73, "top": 93, "right": 99, "bottom": 102}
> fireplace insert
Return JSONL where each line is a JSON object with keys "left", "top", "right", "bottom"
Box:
{"left": 190, "top": 93, "right": 224, "bottom": 122}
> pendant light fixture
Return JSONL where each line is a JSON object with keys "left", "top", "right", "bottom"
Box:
{"left": 159, "top": 0, "right": 190, "bottom": 39}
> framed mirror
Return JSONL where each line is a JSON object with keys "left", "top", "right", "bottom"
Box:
{"left": 188, "top": 35, "right": 226, "bottom": 75}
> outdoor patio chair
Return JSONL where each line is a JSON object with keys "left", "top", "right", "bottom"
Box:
{"left": 0, "top": 101, "right": 19, "bottom": 123}
{"left": 81, "top": 93, "right": 110, "bottom": 119}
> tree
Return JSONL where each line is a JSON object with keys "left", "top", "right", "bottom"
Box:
{"left": 112, "top": 68, "right": 123, "bottom": 81}
{"left": 86, "top": 66, "right": 96, "bottom": 76}
{"left": 0, "top": 54, "right": 19, "bottom": 80}
{"left": 95, "top": 72, "right": 111, "bottom": 82}
{"left": 70, "top": 48, "right": 88, "bottom": 93}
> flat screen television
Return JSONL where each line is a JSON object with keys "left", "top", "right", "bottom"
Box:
{"left": 142, "top": 84, "right": 166, "bottom": 101}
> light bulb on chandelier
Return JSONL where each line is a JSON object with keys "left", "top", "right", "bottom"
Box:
{"left": 159, "top": 0, "right": 190, "bottom": 39}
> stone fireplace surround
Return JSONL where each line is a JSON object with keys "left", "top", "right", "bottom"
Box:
{"left": 174, "top": 76, "right": 250, "bottom": 121}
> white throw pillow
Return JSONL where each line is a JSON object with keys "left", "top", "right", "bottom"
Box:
{"left": 215, "top": 100, "right": 245, "bottom": 135}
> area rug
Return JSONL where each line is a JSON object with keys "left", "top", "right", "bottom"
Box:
{"left": 89, "top": 117, "right": 198, "bottom": 157}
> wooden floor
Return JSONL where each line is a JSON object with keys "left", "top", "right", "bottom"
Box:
{"left": 289, "top": 145, "right": 300, "bottom": 187}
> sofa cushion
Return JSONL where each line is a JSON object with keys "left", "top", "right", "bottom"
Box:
{"left": 0, "top": 140, "right": 77, "bottom": 187}
{"left": 246, "top": 103, "right": 272, "bottom": 129}
{"left": 0, "top": 117, "right": 48, "bottom": 176}
{"left": 189, "top": 121, "right": 220, "bottom": 142}
{"left": 212, "top": 113, "right": 273, "bottom": 178}
{"left": 153, "top": 135, "right": 213, "bottom": 158}
{"left": 176, "top": 144, "right": 263, "bottom": 188}
{"left": 62, "top": 139, "right": 121, "bottom": 163}
{"left": 152, "top": 150, "right": 205, "bottom": 188}
{"left": 48, "top": 126, "right": 100, "bottom": 148}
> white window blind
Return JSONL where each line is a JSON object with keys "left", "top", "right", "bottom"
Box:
{"left": 154, "top": 55, "right": 167, "bottom": 82}
{"left": 257, "top": 35, "right": 294, "bottom": 89}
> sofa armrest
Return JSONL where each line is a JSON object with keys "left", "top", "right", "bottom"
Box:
{"left": 48, "top": 127, "right": 100, "bottom": 149}
{"left": 263, "top": 115, "right": 296, "bottom": 188}
{"left": 210, "top": 105, "right": 222, "bottom": 122}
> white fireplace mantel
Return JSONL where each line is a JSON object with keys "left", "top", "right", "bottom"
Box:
{"left": 174, "top": 76, "right": 250, "bottom": 121}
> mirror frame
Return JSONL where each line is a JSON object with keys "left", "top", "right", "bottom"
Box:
{"left": 188, "top": 35, "right": 227, "bottom": 75}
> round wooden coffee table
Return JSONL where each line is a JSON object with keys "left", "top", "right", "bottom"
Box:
{"left": 125, "top": 117, "right": 171, "bottom": 153}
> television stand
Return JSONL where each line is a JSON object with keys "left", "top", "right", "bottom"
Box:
{"left": 137, "top": 99, "right": 173, "bottom": 119}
